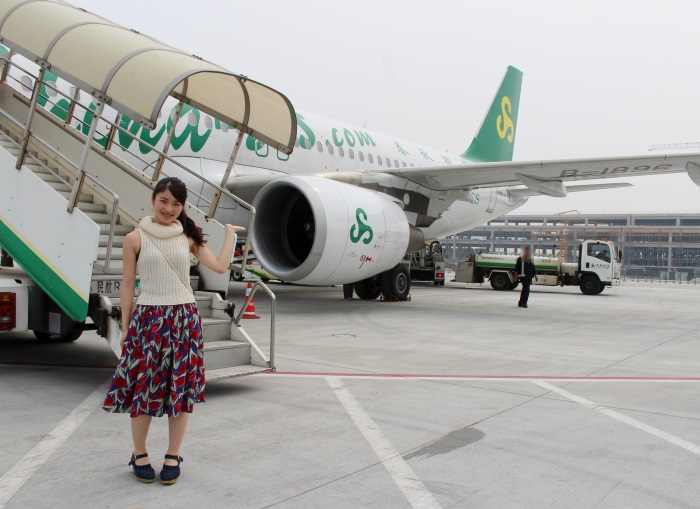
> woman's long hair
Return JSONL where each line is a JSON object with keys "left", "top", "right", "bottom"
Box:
{"left": 152, "top": 177, "right": 206, "bottom": 246}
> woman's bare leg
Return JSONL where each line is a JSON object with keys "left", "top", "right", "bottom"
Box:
{"left": 165, "top": 413, "right": 189, "bottom": 465}
{"left": 131, "top": 415, "right": 153, "bottom": 465}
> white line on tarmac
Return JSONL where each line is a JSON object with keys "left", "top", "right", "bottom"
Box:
{"left": 0, "top": 380, "right": 108, "bottom": 508}
{"left": 326, "top": 376, "right": 443, "bottom": 509}
{"left": 272, "top": 373, "right": 700, "bottom": 382}
{"left": 534, "top": 381, "right": 700, "bottom": 456}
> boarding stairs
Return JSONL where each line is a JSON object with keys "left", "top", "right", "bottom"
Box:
{"left": 0, "top": 58, "right": 277, "bottom": 381}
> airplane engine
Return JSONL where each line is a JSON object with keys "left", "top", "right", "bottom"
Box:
{"left": 251, "top": 176, "right": 415, "bottom": 285}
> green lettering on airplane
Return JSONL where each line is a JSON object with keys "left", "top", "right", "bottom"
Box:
{"left": 354, "top": 130, "right": 375, "bottom": 147}
{"left": 332, "top": 127, "right": 344, "bottom": 147}
{"left": 349, "top": 208, "right": 373, "bottom": 245}
{"left": 296, "top": 113, "right": 315, "bottom": 150}
{"left": 395, "top": 142, "right": 409, "bottom": 156}
{"left": 343, "top": 128, "right": 356, "bottom": 147}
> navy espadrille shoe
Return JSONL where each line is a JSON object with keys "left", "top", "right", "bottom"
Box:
{"left": 160, "top": 454, "right": 183, "bottom": 485}
{"left": 129, "top": 453, "right": 155, "bottom": 483}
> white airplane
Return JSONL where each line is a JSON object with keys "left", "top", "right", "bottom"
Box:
{"left": 14, "top": 57, "right": 700, "bottom": 301}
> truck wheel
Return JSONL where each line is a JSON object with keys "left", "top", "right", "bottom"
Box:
{"left": 34, "top": 327, "right": 83, "bottom": 343}
{"left": 380, "top": 264, "right": 411, "bottom": 301}
{"left": 490, "top": 272, "right": 511, "bottom": 291}
{"left": 580, "top": 275, "right": 601, "bottom": 295}
{"left": 597, "top": 285, "right": 605, "bottom": 294}
{"left": 510, "top": 281, "right": 520, "bottom": 290}
{"left": 354, "top": 276, "right": 382, "bottom": 300}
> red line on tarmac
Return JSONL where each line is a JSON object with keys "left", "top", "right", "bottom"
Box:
{"left": 270, "top": 371, "right": 700, "bottom": 381}
{"left": 0, "top": 361, "right": 116, "bottom": 369}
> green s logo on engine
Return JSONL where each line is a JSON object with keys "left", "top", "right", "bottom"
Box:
{"left": 349, "top": 208, "right": 373, "bottom": 245}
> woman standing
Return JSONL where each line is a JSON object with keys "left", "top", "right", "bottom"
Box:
{"left": 103, "top": 177, "right": 244, "bottom": 485}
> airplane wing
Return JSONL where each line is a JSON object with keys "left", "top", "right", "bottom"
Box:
{"left": 371, "top": 153, "right": 700, "bottom": 197}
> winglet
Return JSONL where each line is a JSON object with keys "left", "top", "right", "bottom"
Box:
{"left": 462, "top": 66, "right": 523, "bottom": 163}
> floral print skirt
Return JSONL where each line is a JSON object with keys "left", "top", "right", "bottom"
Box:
{"left": 103, "top": 303, "right": 205, "bottom": 418}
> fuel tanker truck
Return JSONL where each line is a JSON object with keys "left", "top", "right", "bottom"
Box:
{"left": 453, "top": 240, "right": 621, "bottom": 295}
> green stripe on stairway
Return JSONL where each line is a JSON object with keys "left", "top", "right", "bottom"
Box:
{"left": 0, "top": 217, "right": 87, "bottom": 322}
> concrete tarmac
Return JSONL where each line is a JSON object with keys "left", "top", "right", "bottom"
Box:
{"left": 1, "top": 280, "right": 700, "bottom": 508}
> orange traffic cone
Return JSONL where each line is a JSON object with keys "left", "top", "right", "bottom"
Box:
{"left": 242, "top": 282, "right": 260, "bottom": 319}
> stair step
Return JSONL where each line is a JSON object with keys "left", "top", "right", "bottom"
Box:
{"left": 78, "top": 202, "right": 109, "bottom": 214}
{"left": 47, "top": 180, "right": 73, "bottom": 193}
{"left": 201, "top": 317, "right": 231, "bottom": 341}
{"left": 57, "top": 190, "right": 94, "bottom": 203}
{"left": 97, "top": 247, "right": 123, "bottom": 260}
{"left": 206, "top": 365, "right": 273, "bottom": 381}
{"left": 99, "top": 223, "right": 133, "bottom": 235}
{"left": 203, "top": 340, "right": 250, "bottom": 370}
{"left": 85, "top": 211, "right": 117, "bottom": 223}
{"left": 99, "top": 235, "right": 125, "bottom": 247}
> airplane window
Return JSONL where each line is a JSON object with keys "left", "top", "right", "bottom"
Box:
{"left": 316, "top": 141, "right": 323, "bottom": 152}
{"left": 349, "top": 148, "right": 355, "bottom": 160}
{"left": 20, "top": 76, "right": 32, "bottom": 92}
{"left": 394, "top": 160, "right": 399, "bottom": 168}
{"left": 300, "top": 138, "right": 308, "bottom": 149}
{"left": 187, "top": 112, "right": 197, "bottom": 126}
{"left": 295, "top": 137, "right": 299, "bottom": 148}
{"left": 221, "top": 124, "right": 229, "bottom": 132}
{"left": 368, "top": 153, "right": 374, "bottom": 164}
{"left": 402, "top": 162, "right": 407, "bottom": 167}
{"left": 204, "top": 116, "right": 213, "bottom": 129}
{"left": 377, "top": 156, "right": 383, "bottom": 166}
{"left": 46, "top": 84, "right": 57, "bottom": 97}
{"left": 410, "top": 163, "right": 415, "bottom": 167}
{"left": 338, "top": 146, "right": 345, "bottom": 157}
{"left": 358, "top": 151, "right": 364, "bottom": 162}
{"left": 386, "top": 158, "right": 392, "bottom": 168}
{"left": 326, "top": 141, "right": 334, "bottom": 155}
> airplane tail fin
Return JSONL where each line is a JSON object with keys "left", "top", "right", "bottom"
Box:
{"left": 461, "top": 66, "right": 523, "bottom": 163}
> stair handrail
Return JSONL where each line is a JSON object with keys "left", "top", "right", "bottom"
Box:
{"left": 0, "top": 106, "right": 120, "bottom": 272}
{"left": 1, "top": 56, "right": 256, "bottom": 273}
{"left": 235, "top": 280, "right": 276, "bottom": 370}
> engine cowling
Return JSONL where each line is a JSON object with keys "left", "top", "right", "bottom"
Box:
{"left": 251, "top": 176, "right": 411, "bottom": 285}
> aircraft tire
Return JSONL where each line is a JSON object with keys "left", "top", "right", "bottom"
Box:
{"left": 354, "top": 276, "right": 382, "bottom": 300}
{"left": 380, "top": 264, "right": 411, "bottom": 301}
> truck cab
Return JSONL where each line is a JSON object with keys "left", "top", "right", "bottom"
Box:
{"left": 576, "top": 240, "right": 621, "bottom": 294}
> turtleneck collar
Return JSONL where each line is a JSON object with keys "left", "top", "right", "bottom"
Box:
{"left": 139, "top": 216, "right": 184, "bottom": 239}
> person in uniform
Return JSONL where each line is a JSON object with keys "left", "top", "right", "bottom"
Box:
{"left": 514, "top": 246, "right": 538, "bottom": 308}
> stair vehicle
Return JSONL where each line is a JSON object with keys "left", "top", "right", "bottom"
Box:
{"left": 453, "top": 240, "right": 621, "bottom": 295}
{"left": 0, "top": 1, "right": 296, "bottom": 379}
{"left": 408, "top": 240, "right": 446, "bottom": 286}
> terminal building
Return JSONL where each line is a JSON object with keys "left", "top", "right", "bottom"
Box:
{"left": 441, "top": 213, "right": 700, "bottom": 282}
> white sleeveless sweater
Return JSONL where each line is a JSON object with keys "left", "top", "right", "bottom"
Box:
{"left": 135, "top": 217, "right": 195, "bottom": 305}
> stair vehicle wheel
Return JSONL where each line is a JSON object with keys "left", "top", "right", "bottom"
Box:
{"left": 597, "top": 284, "right": 605, "bottom": 294}
{"left": 489, "top": 272, "right": 511, "bottom": 291}
{"left": 579, "top": 275, "right": 601, "bottom": 295}
{"left": 380, "top": 264, "right": 411, "bottom": 301}
{"left": 231, "top": 269, "right": 244, "bottom": 282}
{"left": 510, "top": 281, "right": 520, "bottom": 290}
{"left": 34, "top": 326, "right": 83, "bottom": 343}
{"left": 354, "top": 276, "right": 382, "bottom": 300}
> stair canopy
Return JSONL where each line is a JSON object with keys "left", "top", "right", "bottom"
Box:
{"left": 0, "top": 0, "right": 296, "bottom": 154}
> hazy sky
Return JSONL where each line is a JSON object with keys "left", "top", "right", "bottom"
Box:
{"left": 75, "top": 0, "right": 700, "bottom": 215}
